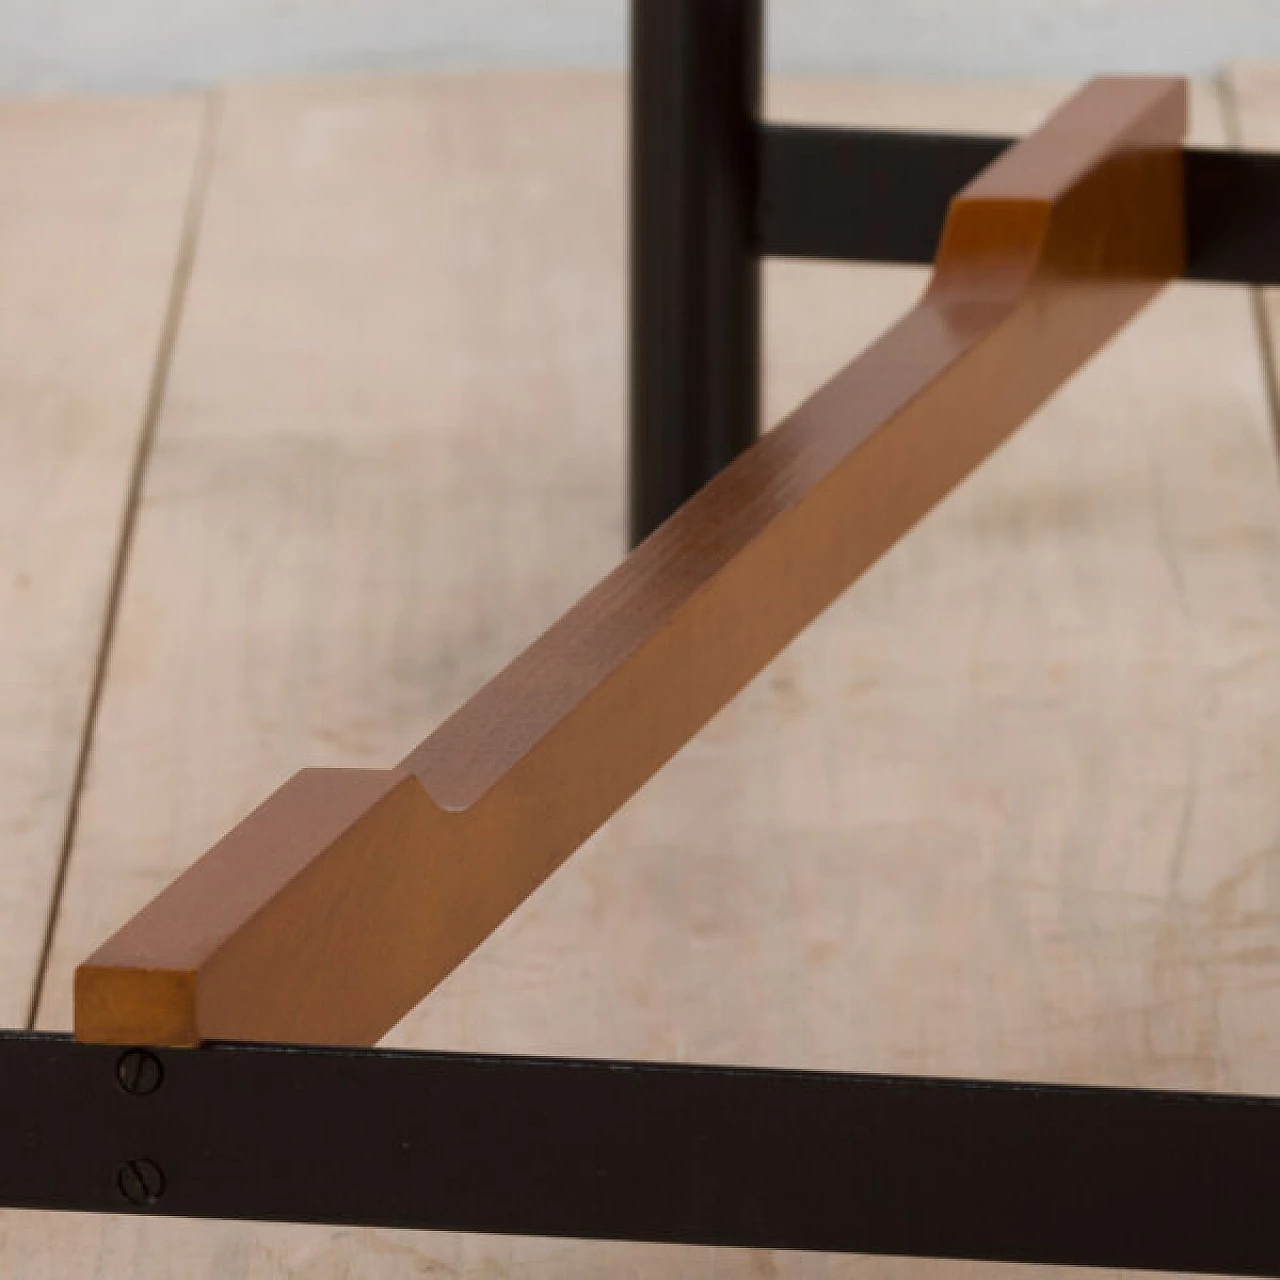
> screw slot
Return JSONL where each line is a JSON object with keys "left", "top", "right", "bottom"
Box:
{"left": 116, "top": 1049, "right": 163, "bottom": 1096}
{"left": 116, "top": 1158, "right": 166, "bottom": 1207}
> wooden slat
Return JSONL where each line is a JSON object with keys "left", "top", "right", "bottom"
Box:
{"left": 71, "top": 76, "right": 1189, "bottom": 1048}
{"left": 17, "top": 71, "right": 1280, "bottom": 1278}
{"left": 0, "top": 95, "right": 205, "bottom": 1026}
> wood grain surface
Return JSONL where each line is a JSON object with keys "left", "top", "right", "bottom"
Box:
{"left": 7, "top": 70, "right": 1280, "bottom": 1278}
{"left": 0, "top": 95, "right": 205, "bottom": 1027}
{"left": 73, "top": 76, "right": 1190, "bottom": 1049}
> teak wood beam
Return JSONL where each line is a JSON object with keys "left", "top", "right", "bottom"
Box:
{"left": 75, "top": 77, "right": 1187, "bottom": 1048}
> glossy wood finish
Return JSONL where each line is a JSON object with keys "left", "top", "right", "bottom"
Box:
{"left": 74, "top": 76, "right": 1188, "bottom": 1048}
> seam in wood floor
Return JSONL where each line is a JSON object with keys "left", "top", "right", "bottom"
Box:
{"left": 1217, "top": 70, "right": 1280, "bottom": 460}
{"left": 23, "top": 89, "right": 225, "bottom": 1031}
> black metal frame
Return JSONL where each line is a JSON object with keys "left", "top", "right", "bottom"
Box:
{"left": 7, "top": 0, "right": 1280, "bottom": 1268}
{"left": 628, "top": 5, "right": 1280, "bottom": 541}
{"left": 628, "top": 0, "right": 763, "bottom": 545}
{"left": 5, "top": 1030, "right": 1280, "bottom": 1274}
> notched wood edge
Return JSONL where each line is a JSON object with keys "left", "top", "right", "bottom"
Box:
{"left": 71, "top": 76, "right": 1189, "bottom": 1049}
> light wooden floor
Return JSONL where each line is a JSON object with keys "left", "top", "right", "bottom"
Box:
{"left": 3, "top": 67, "right": 1280, "bottom": 1278}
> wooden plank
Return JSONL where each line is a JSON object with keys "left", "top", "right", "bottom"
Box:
{"left": 72, "top": 76, "right": 1190, "bottom": 1049}
{"left": 0, "top": 94, "right": 206, "bottom": 1027}
{"left": 13, "top": 71, "right": 1280, "bottom": 1277}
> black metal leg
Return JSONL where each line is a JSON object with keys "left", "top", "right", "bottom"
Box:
{"left": 628, "top": 0, "right": 763, "bottom": 547}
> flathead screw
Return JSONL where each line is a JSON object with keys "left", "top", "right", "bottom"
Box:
{"left": 116, "top": 1049, "right": 163, "bottom": 1096}
{"left": 117, "top": 1158, "right": 166, "bottom": 1207}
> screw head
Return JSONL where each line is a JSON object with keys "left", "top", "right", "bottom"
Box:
{"left": 116, "top": 1158, "right": 166, "bottom": 1207}
{"left": 116, "top": 1049, "right": 163, "bottom": 1096}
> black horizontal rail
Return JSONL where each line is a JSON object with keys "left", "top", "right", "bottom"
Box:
{"left": 759, "top": 123, "right": 1280, "bottom": 284}
{"left": 3, "top": 1029, "right": 1279, "bottom": 1274}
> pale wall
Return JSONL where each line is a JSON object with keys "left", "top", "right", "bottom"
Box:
{"left": 1, "top": 0, "right": 1277, "bottom": 97}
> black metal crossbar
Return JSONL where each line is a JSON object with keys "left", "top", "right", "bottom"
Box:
{"left": 757, "top": 124, "right": 1280, "bottom": 284}
{"left": 3, "top": 1030, "right": 1278, "bottom": 1274}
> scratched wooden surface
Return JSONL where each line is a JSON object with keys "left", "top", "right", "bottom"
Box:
{"left": 0, "top": 94, "right": 205, "bottom": 1030}
{"left": 2, "top": 70, "right": 1280, "bottom": 1278}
